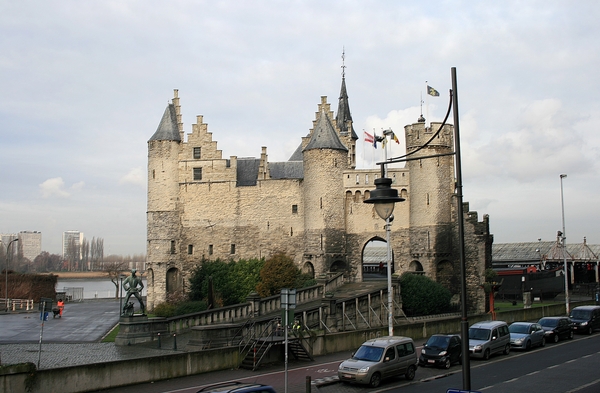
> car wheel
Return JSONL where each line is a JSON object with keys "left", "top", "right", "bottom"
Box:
{"left": 553, "top": 334, "right": 559, "bottom": 343}
{"left": 569, "top": 330, "right": 574, "bottom": 339}
{"left": 483, "top": 349, "right": 491, "bottom": 360}
{"left": 369, "top": 372, "right": 381, "bottom": 388}
{"left": 443, "top": 358, "right": 451, "bottom": 369}
{"left": 525, "top": 340, "right": 531, "bottom": 351}
{"left": 588, "top": 327, "right": 593, "bottom": 335}
{"left": 405, "top": 365, "right": 416, "bottom": 381}
{"left": 503, "top": 344, "right": 511, "bottom": 355}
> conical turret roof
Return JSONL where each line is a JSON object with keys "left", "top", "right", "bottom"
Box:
{"left": 149, "top": 103, "right": 181, "bottom": 142}
{"left": 304, "top": 109, "right": 348, "bottom": 152}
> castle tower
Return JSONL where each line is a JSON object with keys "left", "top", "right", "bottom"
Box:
{"left": 404, "top": 121, "right": 456, "bottom": 286}
{"left": 302, "top": 97, "right": 349, "bottom": 273}
{"left": 146, "top": 90, "right": 182, "bottom": 309}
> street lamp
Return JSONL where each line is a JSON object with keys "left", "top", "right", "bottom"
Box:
{"left": 3, "top": 238, "right": 19, "bottom": 312}
{"left": 560, "top": 174, "right": 570, "bottom": 314}
{"left": 364, "top": 68, "right": 471, "bottom": 390}
{"left": 364, "top": 175, "right": 405, "bottom": 337}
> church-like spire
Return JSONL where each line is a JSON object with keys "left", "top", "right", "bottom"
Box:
{"left": 149, "top": 103, "right": 181, "bottom": 142}
{"left": 335, "top": 49, "right": 358, "bottom": 140}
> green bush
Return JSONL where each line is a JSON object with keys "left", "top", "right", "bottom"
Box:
{"left": 175, "top": 300, "right": 208, "bottom": 315}
{"left": 153, "top": 302, "right": 178, "bottom": 318}
{"left": 400, "top": 273, "right": 452, "bottom": 316}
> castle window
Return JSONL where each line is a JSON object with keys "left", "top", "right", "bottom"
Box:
{"left": 226, "top": 159, "right": 231, "bottom": 168}
{"left": 152, "top": 169, "right": 155, "bottom": 179}
{"left": 188, "top": 244, "right": 193, "bottom": 255}
{"left": 230, "top": 244, "right": 236, "bottom": 254}
{"left": 365, "top": 174, "right": 369, "bottom": 185}
{"left": 292, "top": 205, "right": 298, "bottom": 214}
{"left": 208, "top": 244, "right": 213, "bottom": 255}
{"left": 356, "top": 174, "right": 359, "bottom": 184}
{"left": 193, "top": 147, "right": 201, "bottom": 159}
{"left": 170, "top": 240, "right": 176, "bottom": 254}
{"left": 193, "top": 167, "right": 202, "bottom": 181}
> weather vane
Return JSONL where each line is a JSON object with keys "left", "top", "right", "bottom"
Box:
{"left": 341, "top": 47, "right": 346, "bottom": 78}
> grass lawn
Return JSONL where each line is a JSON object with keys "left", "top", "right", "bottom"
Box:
{"left": 102, "top": 325, "right": 119, "bottom": 342}
{"left": 493, "top": 300, "right": 563, "bottom": 312}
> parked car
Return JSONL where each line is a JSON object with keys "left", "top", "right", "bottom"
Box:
{"left": 509, "top": 322, "right": 545, "bottom": 350}
{"left": 419, "top": 334, "right": 461, "bottom": 369}
{"left": 468, "top": 320, "right": 511, "bottom": 360}
{"left": 338, "top": 336, "right": 418, "bottom": 388}
{"left": 569, "top": 305, "right": 600, "bottom": 335}
{"left": 197, "top": 382, "right": 276, "bottom": 393}
{"left": 538, "top": 316, "right": 573, "bottom": 342}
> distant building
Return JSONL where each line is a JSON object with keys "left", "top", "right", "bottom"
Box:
{"left": 62, "top": 230, "right": 84, "bottom": 260}
{"left": 18, "top": 231, "right": 42, "bottom": 262}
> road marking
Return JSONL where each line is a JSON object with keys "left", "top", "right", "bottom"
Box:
{"left": 566, "top": 377, "right": 600, "bottom": 393}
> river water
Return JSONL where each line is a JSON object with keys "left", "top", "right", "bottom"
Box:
{"left": 56, "top": 278, "right": 147, "bottom": 300}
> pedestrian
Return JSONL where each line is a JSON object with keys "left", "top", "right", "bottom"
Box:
{"left": 57, "top": 298, "right": 64, "bottom": 317}
{"left": 379, "top": 261, "right": 384, "bottom": 273}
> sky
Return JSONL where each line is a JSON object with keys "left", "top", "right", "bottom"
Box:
{"left": 1, "top": 1, "right": 599, "bottom": 257}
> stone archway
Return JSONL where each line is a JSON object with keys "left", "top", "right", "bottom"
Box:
{"left": 409, "top": 260, "right": 423, "bottom": 272}
{"left": 302, "top": 261, "right": 315, "bottom": 278}
{"left": 330, "top": 260, "right": 346, "bottom": 273}
{"left": 362, "top": 238, "right": 394, "bottom": 280}
{"left": 166, "top": 267, "right": 181, "bottom": 295}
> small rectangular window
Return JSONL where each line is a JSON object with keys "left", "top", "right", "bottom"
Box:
{"left": 193, "top": 147, "right": 201, "bottom": 159}
{"left": 193, "top": 167, "right": 202, "bottom": 181}
{"left": 365, "top": 174, "right": 369, "bottom": 185}
{"left": 230, "top": 244, "right": 235, "bottom": 254}
{"left": 208, "top": 244, "right": 213, "bottom": 255}
{"left": 170, "top": 240, "right": 176, "bottom": 254}
{"left": 292, "top": 205, "right": 298, "bottom": 214}
{"left": 188, "top": 245, "right": 193, "bottom": 255}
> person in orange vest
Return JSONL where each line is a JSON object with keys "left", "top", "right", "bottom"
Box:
{"left": 57, "top": 299, "right": 64, "bottom": 317}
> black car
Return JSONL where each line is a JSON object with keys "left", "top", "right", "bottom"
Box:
{"left": 419, "top": 334, "right": 461, "bottom": 369}
{"left": 538, "top": 316, "right": 573, "bottom": 343}
{"left": 569, "top": 305, "right": 600, "bottom": 335}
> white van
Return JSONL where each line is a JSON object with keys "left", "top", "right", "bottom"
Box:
{"left": 338, "top": 336, "right": 418, "bottom": 388}
{"left": 468, "top": 320, "right": 511, "bottom": 360}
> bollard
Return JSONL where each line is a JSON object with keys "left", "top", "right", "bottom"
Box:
{"left": 305, "top": 376, "right": 311, "bottom": 393}
{"left": 157, "top": 333, "right": 161, "bottom": 349}
{"left": 173, "top": 333, "right": 177, "bottom": 350}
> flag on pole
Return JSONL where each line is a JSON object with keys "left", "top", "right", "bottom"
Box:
{"left": 364, "top": 131, "right": 374, "bottom": 144}
{"left": 373, "top": 132, "right": 378, "bottom": 149}
{"left": 382, "top": 136, "right": 387, "bottom": 148}
{"left": 391, "top": 131, "right": 400, "bottom": 144}
{"left": 427, "top": 85, "right": 440, "bottom": 97}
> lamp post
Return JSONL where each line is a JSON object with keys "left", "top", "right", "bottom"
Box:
{"left": 560, "top": 174, "right": 569, "bottom": 314}
{"left": 364, "top": 176, "right": 405, "bottom": 337}
{"left": 3, "top": 238, "right": 19, "bottom": 312}
{"left": 364, "top": 68, "right": 471, "bottom": 390}
{"left": 119, "top": 274, "right": 126, "bottom": 315}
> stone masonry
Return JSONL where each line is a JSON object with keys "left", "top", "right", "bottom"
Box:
{"left": 146, "top": 76, "right": 493, "bottom": 313}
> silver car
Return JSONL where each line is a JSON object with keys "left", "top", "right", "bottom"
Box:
{"left": 338, "top": 336, "right": 417, "bottom": 388}
{"left": 509, "top": 322, "right": 545, "bottom": 350}
{"left": 468, "top": 320, "right": 511, "bottom": 360}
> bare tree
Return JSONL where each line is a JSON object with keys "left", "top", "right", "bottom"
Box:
{"left": 103, "top": 259, "right": 127, "bottom": 299}
{"left": 81, "top": 238, "right": 90, "bottom": 271}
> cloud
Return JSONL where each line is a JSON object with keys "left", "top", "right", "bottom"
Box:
{"left": 40, "top": 177, "right": 70, "bottom": 198}
{"left": 120, "top": 168, "right": 145, "bottom": 187}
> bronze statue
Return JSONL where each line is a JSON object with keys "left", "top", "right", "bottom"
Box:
{"left": 122, "top": 269, "right": 145, "bottom": 315}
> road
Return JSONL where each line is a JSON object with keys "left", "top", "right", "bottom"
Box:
{"left": 91, "top": 332, "right": 600, "bottom": 393}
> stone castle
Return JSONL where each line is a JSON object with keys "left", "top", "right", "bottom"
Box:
{"left": 146, "top": 75, "right": 493, "bottom": 313}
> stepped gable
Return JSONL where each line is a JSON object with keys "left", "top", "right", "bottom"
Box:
{"left": 303, "top": 107, "right": 348, "bottom": 152}
{"left": 149, "top": 103, "right": 180, "bottom": 142}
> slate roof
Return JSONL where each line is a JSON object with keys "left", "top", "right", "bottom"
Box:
{"left": 303, "top": 110, "right": 348, "bottom": 152}
{"left": 149, "top": 104, "right": 180, "bottom": 142}
{"left": 336, "top": 77, "right": 358, "bottom": 140}
{"left": 269, "top": 161, "right": 303, "bottom": 179}
{"left": 236, "top": 158, "right": 260, "bottom": 186}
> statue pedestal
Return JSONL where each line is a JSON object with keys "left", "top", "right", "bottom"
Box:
{"left": 115, "top": 314, "right": 168, "bottom": 346}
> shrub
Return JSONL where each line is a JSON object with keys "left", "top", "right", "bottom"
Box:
{"left": 256, "top": 253, "right": 300, "bottom": 297}
{"left": 175, "top": 300, "right": 208, "bottom": 315}
{"left": 153, "top": 302, "right": 178, "bottom": 318}
{"left": 400, "top": 273, "right": 452, "bottom": 316}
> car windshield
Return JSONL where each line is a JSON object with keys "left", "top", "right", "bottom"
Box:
{"left": 538, "top": 318, "right": 558, "bottom": 327}
{"left": 570, "top": 310, "right": 591, "bottom": 320}
{"left": 426, "top": 335, "right": 450, "bottom": 349}
{"left": 469, "top": 328, "right": 491, "bottom": 341}
{"left": 509, "top": 324, "right": 530, "bottom": 334}
{"left": 353, "top": 345, "right": 385, "bottom": 362}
